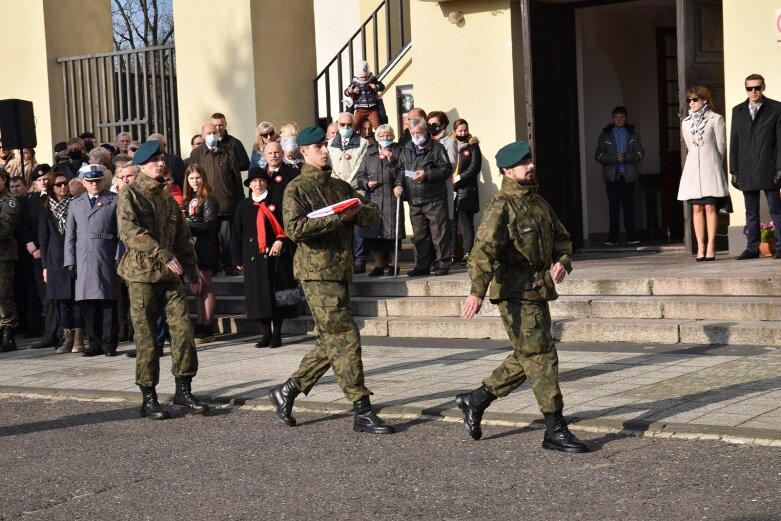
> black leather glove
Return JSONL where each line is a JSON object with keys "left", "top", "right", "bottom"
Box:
{"left": 774, "top": 171, "right": 781, "bottom": 187}
{"left": 730, "top": 173, "right": 740, "bottom": 190}
{"left": 67, "top": 266, "right": 76, "bottom": 280}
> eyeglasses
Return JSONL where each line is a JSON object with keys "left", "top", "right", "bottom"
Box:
{"left": 54, "top": 182, "right": 68, "bottom": 187}
{"left": 260, "top": 132, "right": 274, "bottom": 138}
{"left": 746, "top": 85, "right": 763, "bottom": 92}
{"left": 337, "top": 122, "right": 351, "bottom": 127}
{"left": 687, "top": 97, "right": 700, "bottom": 103}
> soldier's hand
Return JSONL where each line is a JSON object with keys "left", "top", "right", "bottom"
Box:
{"left": 167, "top": 257, "right": 184, "bottom": 275}
{"left": 339, "top": 203, "right": 362, "bottom": 223}
{"left": 462, "top": 295, "right": 483, "bottom": 320}
{"left": 731, "top": 173, "right": 740, "bottom": 189}
{"left": 67, "top": 266, "right": 76, "bottom": 280}
{"left": 189, "top": 280, "right": 202, "bottom": 295}
{"left": 551, "top": 262, "right": 567, "bottom": 284}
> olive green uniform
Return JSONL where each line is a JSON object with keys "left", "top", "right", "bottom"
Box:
{"left": 467, "top": 178, "right": 572, "bottom": 414}
{"left": 282, "top": 162, "right": 380, "bottom": 402}
{"left": 117, "top": 173, "right": 200, "bottom": 387}
{"left": 0, "top": 190, "right": 19, "bottom": 329}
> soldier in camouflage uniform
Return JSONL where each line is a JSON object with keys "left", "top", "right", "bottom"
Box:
{"left": 119, "top": 141, "right": 209, "bottom": 420}
{"left": 268, "top": 126, "right": 393, "bottom": 435}
{"left": 455, "top": 140, "right": 588, "bottom": 453}
{"left": 0, "top": 171, "right": 20, "bottom": 353}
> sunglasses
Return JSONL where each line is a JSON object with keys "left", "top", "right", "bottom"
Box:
{"left": 746, "top": 85, "right": 763, "bottom": 92}
{"left": 687, "top": 97, "right": 700, "bottom": 103}
{"left": 260, "top": 132, "right": 274, "bottom": 138}
{"left": 54, "top": 182, "right": 68, "bottom": 187}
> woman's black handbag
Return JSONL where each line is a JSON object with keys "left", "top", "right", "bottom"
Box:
{"left": 274, "top": 286, "right": 303, "bottom": 307}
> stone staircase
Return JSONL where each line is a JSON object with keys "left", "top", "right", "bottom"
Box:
{"left": 204, "top": 251, "right": 781, "bottom": 347}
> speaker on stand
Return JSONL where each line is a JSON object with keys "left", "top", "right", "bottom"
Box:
{"left": 0, "top": 99, "right": 37, "bottom": 178}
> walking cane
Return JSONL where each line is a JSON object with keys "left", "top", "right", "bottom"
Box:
{"left": 394, "top": 195, "right": 400, "bottom": 278}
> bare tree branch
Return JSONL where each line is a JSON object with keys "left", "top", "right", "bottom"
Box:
{"left": 112, "top": 0, "right": 174, "bottom": 50}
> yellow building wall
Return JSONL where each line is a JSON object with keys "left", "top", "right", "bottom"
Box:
{"left": 408, "top": 0, "right": 527, "bottom": 205}
{"left": 723, "top": 0, "right": 781, "bottom": 239}
{"left": 0, "top": 0, "right": 112, "bottom": 163}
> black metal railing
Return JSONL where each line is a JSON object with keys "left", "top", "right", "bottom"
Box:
{"left": 314, "top": 0, "right": 411, "bottom": 123}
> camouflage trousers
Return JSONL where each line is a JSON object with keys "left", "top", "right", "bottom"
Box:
{"left": 483, "top": 300, "right": 564, "bottom": 414}
{"left": 128, "top": 280, "right": 198, "bottom": 387}
{"left": 0, "top": 261, "right": 18, "bottom": 328}
{"left": 291, "top": 280, "right": 371, "bottom": 402}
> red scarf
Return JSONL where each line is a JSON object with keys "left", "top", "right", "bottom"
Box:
{"left": 253, "top": 201, "right": 286, "bottom": 253}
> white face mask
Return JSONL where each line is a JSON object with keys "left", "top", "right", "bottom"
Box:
{"left": 251, "top": 190, "right": 268, "bottom": 202}
{"left": 411, "top": 135, "right": 426, "bottom": 146}
{"left": 338, "top": 127, "right": 353, "bottom": 139}
{"left": 205, "top": 134, "right": 218, "bottom": 148}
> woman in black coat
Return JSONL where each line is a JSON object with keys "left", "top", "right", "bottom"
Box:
{"left": 39, "top": 170, "right": 84, "bottom": 353}
{"left": 355, "top": 124, "right": 406, "bottom": 276}
{"left": 232, "top": 167, "right": 297, "bottom": 348}
{"left": 182, "top": 163, "right": 220, "bottom": 343}
{"left": 451, "top": 118, "right": 483, "bottom": 263}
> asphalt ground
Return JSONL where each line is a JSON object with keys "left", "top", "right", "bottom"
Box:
{"left": 0, "top": 395, "right": 779, "bottom": 521}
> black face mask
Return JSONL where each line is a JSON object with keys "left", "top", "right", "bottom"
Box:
{"left": 428, "top": 124, "right": 442, "bottom": 136}
{"left": 69, "top": 150, "right": 83, "bottom": 160}
{"left": 456, "top": 134, "right": 469, "bottom": 143}
{"left": 84, "top": 142, "right": 95, "bottom": 152}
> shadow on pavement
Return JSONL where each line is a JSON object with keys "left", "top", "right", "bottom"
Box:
{"left": 0, "top": 406, "right": 139, "bottom": 438}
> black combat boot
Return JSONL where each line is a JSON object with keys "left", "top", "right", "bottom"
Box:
{"left": 455, "top": 384, "right": 496, "bottom": 440}
{"left": 353, "top": 396, "right": 394, "bottom": 434}
{"left": 268, "top": 378, "right": 300, "bottom": 426}
{"left": 139, "top": 386, "right": 170, "bottom": 420}
{"left": 173, "top": 376, "right": 210, "bottom": 414}
{"left": 255, "top": 321, "right": 271, "bottom": 348}
{"left": 0, "top": 327, "right": 17, "bottom": 353}
{"left": 269, "top": 320, "right": 283, "bottom": 348}
{"left": 542, "top": 411, "right": 589, "bottom": 453}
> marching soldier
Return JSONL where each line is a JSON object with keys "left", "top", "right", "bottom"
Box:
{"left": 455, "top": 140, "right": 588, "bottom": 453}
{"left": 118, "top": 141, "right": 209, "bottom": 419}
{"left": 0, "top": 170, "right": 20, "bottom": 352}
{"left": 267, "top": 126, "right": 393, "bottom": 434}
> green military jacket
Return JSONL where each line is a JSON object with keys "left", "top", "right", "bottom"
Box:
{"left": 468, "top": 177, "right": 572, "bottom": 302}
{"left": 0, "top": 189, "right": 19, "bottom": 272}
{"left": 283, "top": 162, "right": 379, "bottom": 282}
{"left": 116, "top": 172, "right": 199, "bottom": 283}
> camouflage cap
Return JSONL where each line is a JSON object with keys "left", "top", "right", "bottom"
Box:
{"left": 297, "top": 126, "right": 326, "bottom": 146}
{"left": 495, "top": 141, "right": 531, "bottom": 168}
{"left": 129, "top": 141, "right": 162, "bottom": 165}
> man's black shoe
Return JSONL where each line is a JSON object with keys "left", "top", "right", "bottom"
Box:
{"left": 0, "top": 328, "right": 16, "bottom": 353}
{"left": 542, "top": 411, "right": 589, "bottom": 453}
{"left": 735, "top": 249, "right": 760, "bottom": 260}
{"left": 173, "top": 376, "right": 210, "bottom": 414}
{"left": 268, "top": 379, "right": 300, "bottom": 426}
{"left": 139, "top": 386, "right": 170, "bottom": 420}
{"left": 82, "top": 347, "right": 103, "bottom": 357}
{"left": 455, "top": 385, "right": 496, "bottom": 440}
{"left": 353, "top": 396, "right": 394, "bottom": 434}
{"left": 434, "top": 268, "right": 449, "bottom": 276}
{"left": 406, "top": 268, "right": 430, "bottom": 277}
{"left": 774, "top": 249, "right": 781, "bottom": 260}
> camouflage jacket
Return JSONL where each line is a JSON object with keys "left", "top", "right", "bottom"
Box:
{"left": 116, "top": 172, "right": 199, "bottom": 283}
{"left": 0, "top": 189, "right": 19, "bottom": 268}
{"left": 283, "top": 162, "right": 379, "bottom": 282}
{"left": 468, "top": 178, "right": 572, "bottom": 302}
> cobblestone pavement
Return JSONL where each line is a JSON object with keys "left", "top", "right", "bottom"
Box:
{"left": 2, "top": 334, "right": 781, "bottom": 445}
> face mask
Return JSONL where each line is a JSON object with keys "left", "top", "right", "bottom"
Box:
{"left": 411, "top": 135, "right": 426, "bottom": 146}
{"left": 456, "top": 134, "right": 469, "bottom": 143}
{"left": 280, "top": 136, "right": 298, "bottom": 153}
{"left": 338, "top": 127, "right": 353, "bottom": 139}
{"left": 428, "top": 124, "right": 442, "bottom": 136}
{"left": 205, "top": 135, "right": 218, "bottom": 148}
{"left": 69, "top": 150, "right": 83, "bottom": 160}
{"left": 378, "top": 139, "right": 394, "bottom": 149}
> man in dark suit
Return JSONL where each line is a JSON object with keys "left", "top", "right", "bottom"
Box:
{"left": 211, "top": 112, "right": 250, "bottom": 172}
{"left": 730, "top": 73, "right": 781, "bottom": 260}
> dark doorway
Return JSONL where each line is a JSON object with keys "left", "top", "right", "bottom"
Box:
{"left": 529, "top": 1, "right": 583, "bottom": 248}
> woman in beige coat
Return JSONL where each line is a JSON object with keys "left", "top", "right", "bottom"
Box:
{"left": 677, "top": 85, "right": 728, "bottom": 261}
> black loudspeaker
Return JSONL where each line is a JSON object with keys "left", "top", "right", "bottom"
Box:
{"left": 0, "top": 99, "right": 37, "bottom": 149}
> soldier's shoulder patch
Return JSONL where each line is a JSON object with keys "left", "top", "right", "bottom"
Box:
{"left": 169, "top": 214, "right": 177, "bottom": 221}
{"left": 7, "top": 199, "right": 16, "bottom": 208}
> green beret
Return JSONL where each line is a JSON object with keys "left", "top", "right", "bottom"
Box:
{"left": 495, "top": 141, "right": 531, "bottom": 168}
{"left": 297, "top": 126, "right": 326, "bottom": 146}
{"left": 129, "top": 141, "right": 163, "bottom": 165}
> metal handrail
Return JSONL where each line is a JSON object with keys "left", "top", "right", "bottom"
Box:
{"left": 377, "top": 40, "right": 411, "bottom": 83}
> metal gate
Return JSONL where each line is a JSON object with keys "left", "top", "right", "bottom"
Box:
{"left": 57, "top": 45, "right": 180, "bottom": 155}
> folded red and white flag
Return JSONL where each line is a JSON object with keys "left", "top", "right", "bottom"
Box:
{"left": 307, "top": 198, "right": 361, "bottom": 219}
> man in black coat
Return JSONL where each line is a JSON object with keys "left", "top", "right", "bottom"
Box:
{"left": 211, "top": 112, "right": 250, "bottom": 172}
{"left": 730, "top": 73, "right": 781, "bottom": 260}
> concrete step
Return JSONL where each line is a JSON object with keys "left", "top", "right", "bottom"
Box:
{"left": 213, "top": 314, "right": 781, "bottom": 347}
{"left": 199, "top": 294, "right": 781, "bottom": 322}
